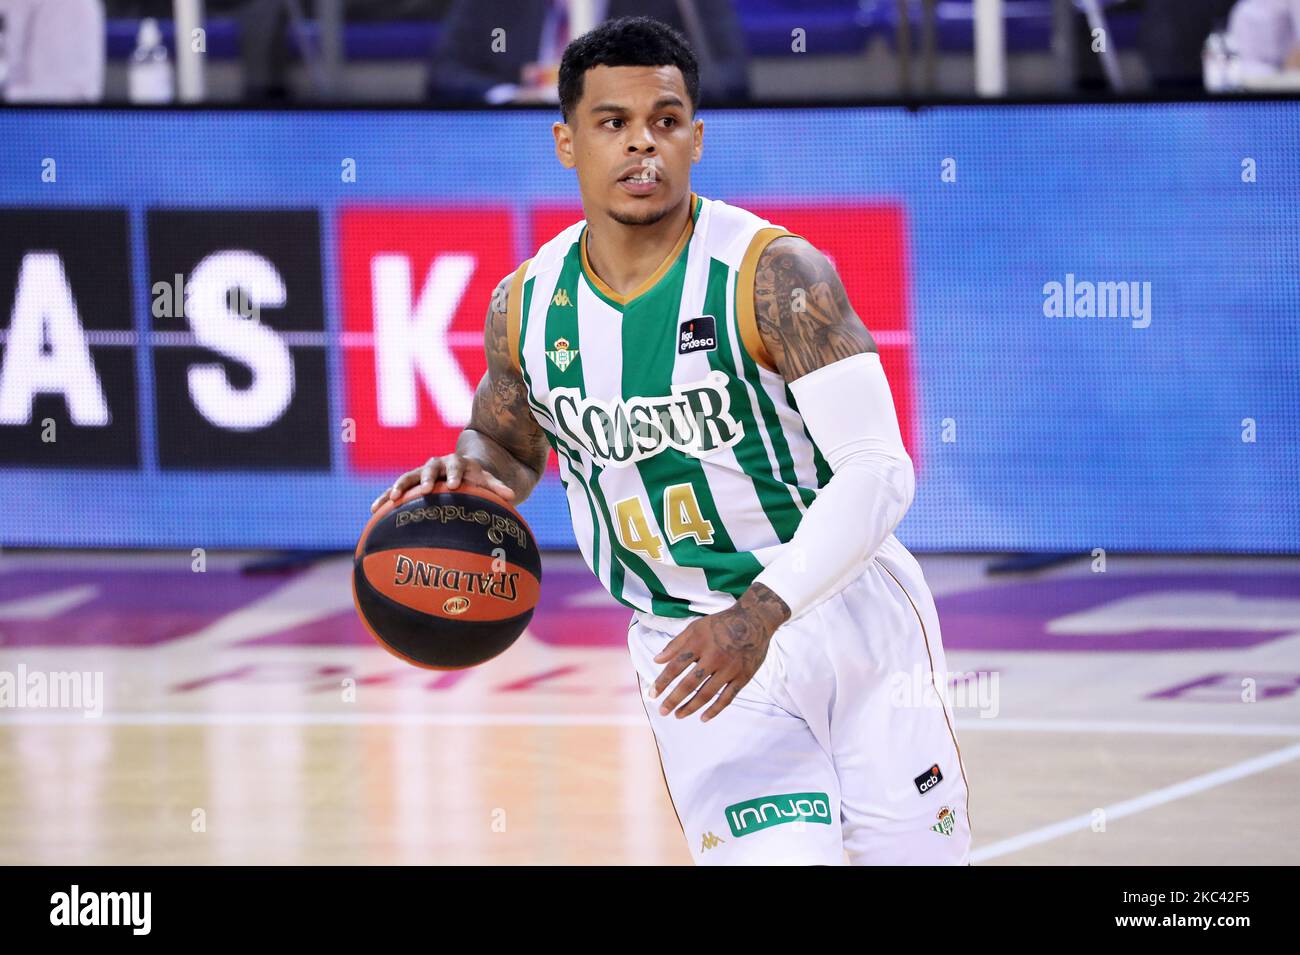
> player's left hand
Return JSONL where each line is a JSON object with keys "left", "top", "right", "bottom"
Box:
{"left": 650, "top": 585, "right": 790, "bottom": 722}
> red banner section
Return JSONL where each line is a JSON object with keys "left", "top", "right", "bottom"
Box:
{"left": 338, "top": 207, "right": 516, "bottom": 471}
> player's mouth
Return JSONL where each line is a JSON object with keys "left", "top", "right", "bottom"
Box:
{"left": 617, "top": 167, "right": 661, "bottom": 196}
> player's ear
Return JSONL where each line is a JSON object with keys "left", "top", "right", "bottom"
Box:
{"left": 692, "top": 117, "right": 703, "bottom": 163}
{"left": 553, "top": 121, "right": 576, "bottom": 169}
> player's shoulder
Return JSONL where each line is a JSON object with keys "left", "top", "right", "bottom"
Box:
{"left": 491, "top": 230, "right": 562, "bottom": 372}
{"left": 695, "top": 194, "right": 793, "bottom": 270}
{"left": 523, "top": 217, "right": 588, "bottom": 281}
{"left": 491, "top": 218, "right": 571, "bottom": 321}
{"left": 490, "top": 211, "right": 584, "bottom": 318}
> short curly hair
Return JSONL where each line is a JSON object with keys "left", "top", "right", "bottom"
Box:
{"left": 558, "top": 16, "right": 700, "bottom": 123}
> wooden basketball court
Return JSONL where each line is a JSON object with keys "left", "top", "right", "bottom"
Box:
{"left": 1, "top": 550, "right": 1297, "bottom": 865}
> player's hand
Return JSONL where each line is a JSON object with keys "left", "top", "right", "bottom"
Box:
{"left": 650, "top": 586, "right": 790, "bottom": 722}
{"left": 369, "top": 453, "right": 517, "bottom": 513}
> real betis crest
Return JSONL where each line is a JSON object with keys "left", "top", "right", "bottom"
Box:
{"left": 546, "top": 336, "right": 579, "bottom": 372}
{"left": 931, "top": 806, "right": 956, "bottom": 837}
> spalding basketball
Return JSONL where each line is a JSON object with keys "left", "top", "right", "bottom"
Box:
{"left": 353, "top": 481, "right": 542, "bottom": 669}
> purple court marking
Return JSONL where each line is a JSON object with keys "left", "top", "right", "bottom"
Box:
{"left": 11, "top": 564, "right": 1295, "bottom": 655}
{"left": 238, "top": 607, "right": 374, "bottom": 647}
{"left": 523, "top": 569, "right": 632, "bottom": 648}
{"left": 1147, "top": 672, "right": 1300, "bottom": 701}
{"left": 0, "top": 568, "right": 287, "bottom": 647}
{"left": 241, "top": 563, "right": 631, "bottom": 648}
{"left": 936, "top": 574, "right": 1300, "bottom": 652}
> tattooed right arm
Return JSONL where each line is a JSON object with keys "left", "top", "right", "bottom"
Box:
{"left": 457, "top": 272, "right": 551, "bottom": 502}
{"left": 369, "top": 271, "right": 551, "bottom": 513}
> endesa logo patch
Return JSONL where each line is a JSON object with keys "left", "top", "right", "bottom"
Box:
{"left": 678, "top": 315, "right": 717, "bottom": 354}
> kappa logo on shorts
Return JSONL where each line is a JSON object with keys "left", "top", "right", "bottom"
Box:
{"left": 724, "top": 792, "right": 832, "bottom": 838}
{"left": 913, "top": 763, "right": 944, "bottom": 796}
{"left": 678, "top": 315, "right": 717, "bottom": 354}
{"left": 931, "top": 806, "right": 956, "bottom": 837}
{"left": 700, "top": 831, "right": 726, "bottom": 852}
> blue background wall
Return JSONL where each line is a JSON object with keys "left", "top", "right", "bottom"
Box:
{"left": 0, "top": 102, "right": 1296, "bottom": 551}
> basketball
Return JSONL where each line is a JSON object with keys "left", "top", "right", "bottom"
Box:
{"left": 352, "top": 481, "right": 542, "bottom": 669}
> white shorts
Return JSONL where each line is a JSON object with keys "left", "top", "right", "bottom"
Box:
{"left": 628, "top": 536, "right": 972, "bottom": 866}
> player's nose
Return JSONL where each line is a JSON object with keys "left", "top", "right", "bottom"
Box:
{"left": 625, "top": 123, "right": 657, "bottom": 152}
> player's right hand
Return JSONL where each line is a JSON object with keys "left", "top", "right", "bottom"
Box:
{"left": 369, "top": 453, "right": 517, "bottom": 513}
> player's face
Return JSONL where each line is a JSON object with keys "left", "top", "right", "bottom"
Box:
{"left": 554, "top": 64, "right": 703, "bottom": 227}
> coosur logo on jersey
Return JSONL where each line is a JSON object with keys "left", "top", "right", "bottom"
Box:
{"left": 337, "top": 208, "right": 516, "bottom": 471}
{"left": 547, "top": 370, "right": 744, "bottom": 468}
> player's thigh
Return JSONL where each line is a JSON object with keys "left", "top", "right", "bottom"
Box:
{"left": 838, "top": 697, "right": 972, "bottom": 866}
{"left": 628, "top": 621, "right": 845, "bottom": 866}
{"left": 817, "top": 563, "right": 972, "bottom": 865}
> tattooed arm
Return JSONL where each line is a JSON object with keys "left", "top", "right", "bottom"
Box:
{"left": 651, "top": 236, "right": 912, "bottom": 722}
{"left": 370, "top": 272, "right": 551, "bottom": 512}
{"left": 732, "top": 235, "right": 881, "bottom": 615}
{"left": 752, "top": 235, "right": 877, "bottom": 380}
{"left": 461, "top": 273, "right": 552, "bottom": 497}
{"left": 747, "top": 233, "right": 914, "bottom": 619}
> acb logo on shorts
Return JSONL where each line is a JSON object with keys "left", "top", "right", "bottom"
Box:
{"left": 913, "top": 764, "right": 944, "bottom": 795}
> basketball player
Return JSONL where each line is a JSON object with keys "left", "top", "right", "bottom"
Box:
{"left": 372, "top": 16, "right": 971, "bottom": 865}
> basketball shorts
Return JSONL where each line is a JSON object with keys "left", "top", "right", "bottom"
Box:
{"left": 627, "top": 536, "right": 972, "bottom": 865}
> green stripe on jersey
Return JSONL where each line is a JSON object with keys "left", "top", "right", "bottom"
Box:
{"left": 729, "top": 270, "right": 817, "bottom": 509}
{"left": 621, "top": 253, "right": 762, "bottom": 602}
{"left": 519, "top": 273, "right": 622, "bottom": 608}
{"left": 702, "top": 257, "right": 804, "bottom": 542}
{"left": 542, "top": 241, "right": 682, "bottom": 616}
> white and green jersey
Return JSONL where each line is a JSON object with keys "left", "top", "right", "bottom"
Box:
{"left": 506, "top": 193, "right": 834, "bottom": 622}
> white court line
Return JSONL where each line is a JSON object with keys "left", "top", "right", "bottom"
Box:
{"left": 971, "top": 741, "right": 1300, "bottom": 864}
{"left": 0, "top": 712, "right": 1297, "bottom": 734}
{"left": 956, "top": 718, "right": 1300, "bottom": 737}
{"left": 0, "top": 712, "right": 648, "bottom": 727}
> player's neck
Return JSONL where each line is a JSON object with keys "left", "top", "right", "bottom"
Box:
{"left": 583, "top": 193, "right": 693, "bottom": 299}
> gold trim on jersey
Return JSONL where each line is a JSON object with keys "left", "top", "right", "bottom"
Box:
{"left": 579, "top": 192, "right": 699, "bottom": 306}
{"left": 736, "top": 227, "right": 802, "bottom": 375}
{"left": 505, "top": 257, "right": 532, "bottom": 374}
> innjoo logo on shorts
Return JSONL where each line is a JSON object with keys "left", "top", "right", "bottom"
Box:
{"left": 724, "top": 792, "right": 832, "bottom": 837}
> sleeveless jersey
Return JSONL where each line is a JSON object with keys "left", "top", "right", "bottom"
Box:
{"left": 505, "top": 192, "right": 836, "bottom": 624}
